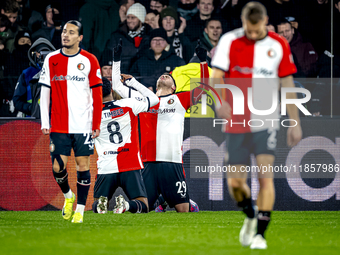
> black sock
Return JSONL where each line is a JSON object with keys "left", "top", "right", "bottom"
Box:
{"left": 77, "top": 170, "right": 91, "bottom": 205}
{"left": 257, "top": 211, "right": 271, "bottom": 238}
{"left": 53, "top": 168, "right": 70, "bottom": 194}
{"left": 237, "top": 198, "right": 255, "bottom": 218}
{"left": 128, "top": 200, "right": 148, "bottom": 213}
{"left": 92, "top": 200, "right": 99, "bottom": 213}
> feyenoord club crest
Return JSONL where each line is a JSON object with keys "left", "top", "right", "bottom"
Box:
{"left": 77, "top": 63, "right": 85, "bottom": 70}
{"left": 167, "top": 99, "right": 174, "bottom": 105}
{"left": 267, "top": 49, "right": 276, "bottom": 58}
{"left": 49, "top": 142, "right": 55, "bottom": 152}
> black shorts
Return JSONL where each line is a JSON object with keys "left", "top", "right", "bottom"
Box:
{"left": 93, "top": 170, "right": 147, "bottom": 200}
{"left": 49, "top": 132, "right": 94, "bottom": 157}
{"left": 226, "top": 129, "right": 277, "bottom": 165}
{"left": 142, "top": 162, "right": 190, "bottom": 209}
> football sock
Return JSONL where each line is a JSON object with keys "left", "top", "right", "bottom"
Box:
{"left": 52, "top": 168, "right": 70, "bottom": 194}
{"left": 128, "top": 200, "right": 148, "bottom": 213}
{"left": 92, "top": 200, "right": 99, "bottom": 213}
{"left": 257, "top": 211, "right": 271, "bottom": 238}
{"left": 237, "top": 197, "right": 255, "bottom": 218}
{"left": 77, "top": 170, "right": 91, "bottom": 205}
{"left": 64, "top": 189, "right": 73, "bottom": 199}
{"left": 75, "top": 204, "right": 85, "bottom": 216}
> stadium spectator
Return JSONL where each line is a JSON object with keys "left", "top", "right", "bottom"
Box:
{"left": 91, "top": 73, "right": 158, "bottom": 214}
{"left": 265, "top": 0, "right": 301, "bottom": 26}
{"left": 198, "top": 18, "right": 222, "bottom": 54}
{"left": 145, "top": 10, "right": 159, "bottom": 29}
{"left": 39, "top": 20, "right": 103, "bottom": 224}
{"left": 159, "top": 7, "right": 193, "bottom": 63}
{"left": 130, "top": 28, "right": 186, "bottom": 91}
{"left": 79, "top": 0, "right": 119, "bottom": 60}
{"left": 99, "top": 48, "right": 113, "bottom": 82}
{"left": 150, "top": 0, "right": 168, "bottom": 13}
{"left": 277, "top": 19, "right": 318, "bottom": 77}
{"left": 0, "top": 14, "right": 10, "bottom": 54}
{"left": 12, "top": 37, "right": 55, "bottom": 118}
{"left": 31, "top": 4, "right": 63, "bottom": 49}
{"left": 119, "top": 0, "right": 135, "bottom": 24}
{"left": 107, "top": 3, "right": 150, "bottom": 74}
{"left": 185, "top": 0, "right": 215, "bottom": 42}
{"left": 112, "top": 42, "right": 203, "bottom": 213}
{"left": 1, "top": 0, "right": 21, "bottom": 51}
{"left": 266, "top": 22, "right": 275, "bottom": 32}
{"left": 177, "top": 0, "right": 198, "bottom": 21}
{"left": 212, "top": 2, "right": 302, "bottom": 249}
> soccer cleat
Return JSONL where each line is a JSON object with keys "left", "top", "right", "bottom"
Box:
{"left": 113, "top": 195, "right": 127, "bottom": 214}
{"left": 239, "top": 206, "right": 258, "bottom": 247}
{"left": 97, "top": 196, "right": 108, "bottom": 214}
{"left": 155, "top": 201, "right": 168, "bottom": 213}
{"left": 189, "top": 199, "right": 199, "bottom": 212}
{"left": 71, "top": 212, "right": 83, "bottom": 223}
{"left": 250, "top": 234, "right": 268, "bottom": 249}
{"left": 62, "top": 192, "right": 75, "bottom": 220}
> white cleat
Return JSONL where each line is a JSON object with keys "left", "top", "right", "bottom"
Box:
{"left": 239, "top": 206, "right": 258, "bottom": 247}
{"left": 113, "top": 195, "right": 128, "bottom": 214}
{"left": 97, "top": 196, "right": 108, "bottom": 214}
{"left": 250, "top": 234, "right": 268, "bottom": 249}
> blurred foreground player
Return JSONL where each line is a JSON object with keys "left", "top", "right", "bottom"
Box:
{"left": 211, "top": 2, "right": 302, "bottom": 249}
{"left": 92, "top": 75, "right": 158, "bottom": 214}
{"left": 39, "top": 20, "right": 103, "bottom": 223}
{"left": 112, "top": 40, "right": 203, "bottom": 212}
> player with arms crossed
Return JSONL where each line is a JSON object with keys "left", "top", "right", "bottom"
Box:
{"left": 39, "top": 20, "right": 103, "bottom": 223}
{"left": 211, "top": 2, "right": 302, "bottom": 249}
{"left": 92, "top": 74, "right": 159, "bottom": 214}
{"left": 112, "top": 40, "right": 202, "bottom": 213}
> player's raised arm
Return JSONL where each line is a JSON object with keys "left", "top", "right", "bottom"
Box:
{"left": 280, "top": 75, "right": 302, "bottom": 147}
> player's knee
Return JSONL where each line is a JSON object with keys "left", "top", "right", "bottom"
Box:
{"left": 258, "top": 178, "right": 274, "bottom": 190}
{"left": 175, "top": 203, "right": 189, "bottom": 213}
{"left": 229, "top": 178, "right": 244, "bottom": 189}
{"left": 51, "top": 155, "right": 65, "bottom": 172}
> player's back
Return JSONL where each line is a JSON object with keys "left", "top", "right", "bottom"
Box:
{"left": 95, "top": 98, "right": 145, "bottom": 174}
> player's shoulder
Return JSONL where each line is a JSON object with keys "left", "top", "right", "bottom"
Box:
{"left": 46, "top": 49, "right": 62, "bottom": 61}
{"left": 267, "top": 31, "right": 289, "bottom": 48}
{"left": 220, "top": 28, "right": 245, "bottom": 43}
{"left": 79, "top": 49, "right": 99, "bottom": 62}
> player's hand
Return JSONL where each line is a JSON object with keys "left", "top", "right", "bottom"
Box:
{"left": 113, "top": 38, "right": 123, "bottom": 62}
{"left": 287, "top": 124, "right": 302, "bottom": 147}
{"left": 92, "top": 129, "right": 100, "bottom": 139}
{"left": 42, "top": 128, "right": 50, "bottom": 135}
{"left": 120, "top": 74, "right": 133, "bottom": 84}
{"left": 195, "top": 39, "right": 207, "bottom": 63}
{"left": 216, "top": 101, "right": 232, "bottom": 120}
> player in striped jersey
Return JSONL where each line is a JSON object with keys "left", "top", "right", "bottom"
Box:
{"left": 39, "top": 20, "right": 103, "bottom": 223}
{"left": 92, "top": 75, "right": 159, "bottom": 214}
{"left": 112, "top": 41, "right": 204, "bottom": 213}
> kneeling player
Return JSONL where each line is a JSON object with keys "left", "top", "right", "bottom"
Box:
{"left": 92, "top": 77, "right": 158, "bottom": 214}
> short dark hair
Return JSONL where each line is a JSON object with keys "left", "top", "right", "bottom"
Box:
{"left": 102, "top": 77, "right": 112, "bottom": 98}
{"left": 0, "top": 14, "right": 10, "bottom": 29}
{"left": 151, "top": 0, "right": 169, "bottom": 7}
{"left": 1, "top": 0, "right": 20, "bottom": 13}
{"left": 277, "top": 18, "right": 292, "bottom": 28}
{"left": 66, "top": 20, "right": 83, "bottom": 35}
{"left": 205, "top": 17, "right": 222, "bottom": 28}
{"left": 241, "top": 1, "right": 267, "bottom": 24}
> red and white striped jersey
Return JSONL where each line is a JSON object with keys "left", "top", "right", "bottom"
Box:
{"left": 95, "top": 97, "right": 150, "bottom": 174}
{"left": 139, "top": 92, "right": 191, "bottom": 163}
{"left": 212, "top": 29, "right": 297, "bottom": 133}
{"left": 39, "top": 49, "right": 103, "bottom": 133}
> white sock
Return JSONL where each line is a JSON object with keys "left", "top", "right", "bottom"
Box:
{"left": 125, "top": 201, "right": 130, "bottom": 211}
{"left": 75, "top": 204, "right": 85, "bottom": 216}
{"left": 64, "top": 190, "right": 73, "bottom": 199}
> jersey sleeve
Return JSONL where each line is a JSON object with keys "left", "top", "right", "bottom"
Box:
{"left": 38, "top": 54, "right": 51, "bottom": 87}
{"left": 130, "top": 97, "right": 150, "bottom": 116}
{"left": 278, "top": 38, "right": 297, "bottom": 78}
{"left": 176, "top": 91, "right": 191, "bottom": 110}
{"left": 88, "top": 55, "right": 103, "bottom": 88}
{"left": 211, "top": 33, "right": 233, "bottom": 72}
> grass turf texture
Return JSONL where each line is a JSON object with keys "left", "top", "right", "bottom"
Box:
{"left": 0, "top": 211, "right": 338, "bottom": 255}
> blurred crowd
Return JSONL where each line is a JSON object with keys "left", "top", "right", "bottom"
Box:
{"left": 0, "top": 0, "right": 340, "bottom": 117}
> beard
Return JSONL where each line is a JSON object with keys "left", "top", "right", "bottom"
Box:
{"left": 128, "top": 21, "right": 142, "bottom": 32}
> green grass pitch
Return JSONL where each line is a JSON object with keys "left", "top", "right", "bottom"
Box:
{"left": 0, "top": 211, "right": 339, "bottom": 255}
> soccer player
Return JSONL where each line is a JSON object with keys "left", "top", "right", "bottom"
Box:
{"left": 91, "top": 75, "right": 158, "bottom": 214}
{"left": 39, "top": 20, "right": 103, "bottom": 223}
{"left": 112, "top": 40, "right": 203, "bottom": 213}
{"left": 211, "top": 2, "right": 302, "bottom": 249}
